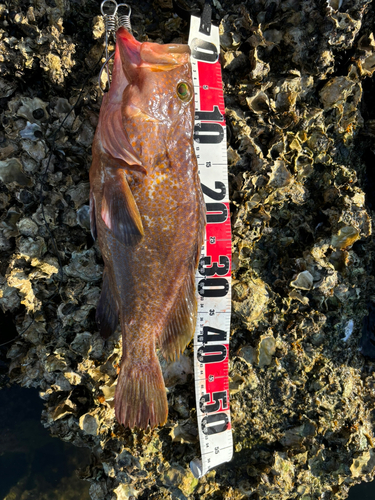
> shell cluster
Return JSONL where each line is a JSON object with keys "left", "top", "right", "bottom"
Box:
{"left": 1, "top": 0, "right": 375, "bottom": 499}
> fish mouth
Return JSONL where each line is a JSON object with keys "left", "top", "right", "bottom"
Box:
{"left": 117, "top": 27, "right": 190, "bottom": 71}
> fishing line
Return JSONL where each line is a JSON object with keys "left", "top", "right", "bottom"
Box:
{"left": 0, "top": 48, "right": 105, "bottom": 349}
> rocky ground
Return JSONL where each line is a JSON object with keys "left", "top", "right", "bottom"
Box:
{"left": 1, "top": 0, "right": 375, "bottom": 499}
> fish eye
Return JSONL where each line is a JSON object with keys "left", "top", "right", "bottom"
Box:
{"left": 176, "top": 81, "right": 193, "bottom": 103}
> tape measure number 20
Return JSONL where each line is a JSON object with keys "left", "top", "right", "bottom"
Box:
{"left": 188, "top": 12, "right": 233, "bottom": 479}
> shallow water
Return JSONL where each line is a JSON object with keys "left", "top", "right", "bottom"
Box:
{"left": 0, "top": 363, "right": 374, "bottom": 499}
{"left": 348, "top": 480, "right": 375, "bottom": 500}
{"left": 0, "top": 385, "right": 91, "bottom": 500}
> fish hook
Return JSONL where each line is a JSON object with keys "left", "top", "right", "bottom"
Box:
{"left": 99, "top": 1, "right": 133, "bottom": 93}
{"left": 117, "top": 3, "right": 132, "bottom": 32}
{"left": 100, "top": 0, "right": 118, "bottom": 91}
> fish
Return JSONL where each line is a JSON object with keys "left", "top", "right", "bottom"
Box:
{"left": 89, "top": 27, "right": 206, "bottom": 429}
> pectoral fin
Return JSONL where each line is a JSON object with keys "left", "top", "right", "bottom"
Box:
{"left": 101, "top": 168, "right": 144, "bottom": 246}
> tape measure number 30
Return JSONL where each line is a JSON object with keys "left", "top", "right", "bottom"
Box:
{"left": 188, "top": 12, "right": 233, "bottom": 479}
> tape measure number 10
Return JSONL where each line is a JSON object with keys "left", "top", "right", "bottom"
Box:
{"left": 188, "top": 14, "right": 233, "bottom": 478}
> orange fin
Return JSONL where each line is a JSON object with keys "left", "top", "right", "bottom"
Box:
{"left": 96, "top": 270, "right": 119, "bottom": 338}
{"left": 159, "top": 273, "right": 197, "bottom": 362}
{"left": 101, "top": 168, "right": 144, "bottom": 246}
{"left": 115, "top": 355, "right": 168, "bottom": 429}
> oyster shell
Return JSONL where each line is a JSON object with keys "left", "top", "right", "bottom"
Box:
{"left": 1, "top": 0, "right": 375, "bottom": 499}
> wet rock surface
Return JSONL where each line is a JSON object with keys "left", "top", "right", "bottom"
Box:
{"left": 1, "top": 0, "right": 375, "bottom": 498}
{"left": 0, "top": 384, "right": 91, "bottom": 500}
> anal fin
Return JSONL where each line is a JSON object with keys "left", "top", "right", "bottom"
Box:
{"left": 159, "top": 273, "right": 197, "bottom": 361}
{"left": 101, "top": 167, "right": 144, "bottom": 246}
{"left": 96, "top": 269, "right": 119, "bottom": 338}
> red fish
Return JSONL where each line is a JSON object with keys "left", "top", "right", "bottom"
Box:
{"left": 89, "top": 27, "right": 206, "bottom": 428}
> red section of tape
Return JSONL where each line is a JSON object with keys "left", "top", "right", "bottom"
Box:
{"left": 205, "top": 207, "right": 231, "bottom": 277}
{"left": 197, "top": 60, "right": 225, "bottom": 118}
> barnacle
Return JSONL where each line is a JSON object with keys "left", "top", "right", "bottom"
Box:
{"left": 1, "top": 0, "right": 375, "bottom": 498}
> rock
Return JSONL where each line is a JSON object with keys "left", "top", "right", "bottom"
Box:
{"left": 257, "top": 334, "right": 276, "bottom": 368}
{"left": 2, "top": 1, "right": 375, "bottom": 499}
{"left": 161, "top": 465, "right": 199, "bottom": 496}
{"left": 79, "top": 413, "right": 99, "bottom": 436}
{"left": 290, "top": 270, "right": 314, "bottom": 290}
{"left": 0, "top": 158, "right": 31, "bottom": 186}
{"left": 331, "top": 225, "right": 360, "bottom": 249}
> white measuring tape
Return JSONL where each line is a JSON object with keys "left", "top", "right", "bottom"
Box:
{"left": 188, "top": 15, "right": 233, "bottom": 478}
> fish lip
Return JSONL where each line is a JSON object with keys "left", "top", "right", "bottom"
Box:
{"left": 116, "top": 27, "right": 142, "bottom": 66}
{"left": 140, "top": 43, "right": 190, "bottom": 67}
{"left": 117, "top": 27, "right": 140, "bottom": 49}
{"left": 116, "top": 27, "right": 190, "bottom": 69}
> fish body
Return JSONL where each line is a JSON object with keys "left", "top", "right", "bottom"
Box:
{"left": 89, "top": 28, "right": 205, "bottom": 428}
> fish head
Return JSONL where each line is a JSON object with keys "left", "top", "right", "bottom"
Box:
{"left": 116, "top": 27, "right": 194, "bottom": 127}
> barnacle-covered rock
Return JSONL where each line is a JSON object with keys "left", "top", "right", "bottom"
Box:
{"left": 79, "top": 413, "right": 99, "bottom": 436}
{"left": 63, "top": 249, "right": 102, "bottom": 282}
{"left": 290, "top": 270, "right": 314, "bottom": 290}
{"left": 17, "top": 97, "right": 49, "bottom": 123}
{"left": 232, "top": 277, "right": 269, "bottom": 325}
{"left": 2, "top": 0, "right": 375, "bottom": 499}
{"left": 0, "top": 158, "right": 32, "bottom": 186}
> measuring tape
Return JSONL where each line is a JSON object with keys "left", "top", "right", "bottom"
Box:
{"left": 188, "top": 14, "right": 233, "bottom": 478}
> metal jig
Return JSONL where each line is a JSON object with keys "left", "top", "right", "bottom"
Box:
{"left": 99, "top": 1, "right": 132, "bottom": 92}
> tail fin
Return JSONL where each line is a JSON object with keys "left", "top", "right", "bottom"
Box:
{"left": 115, "top": 354, "right": 168, "bottom": 429}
